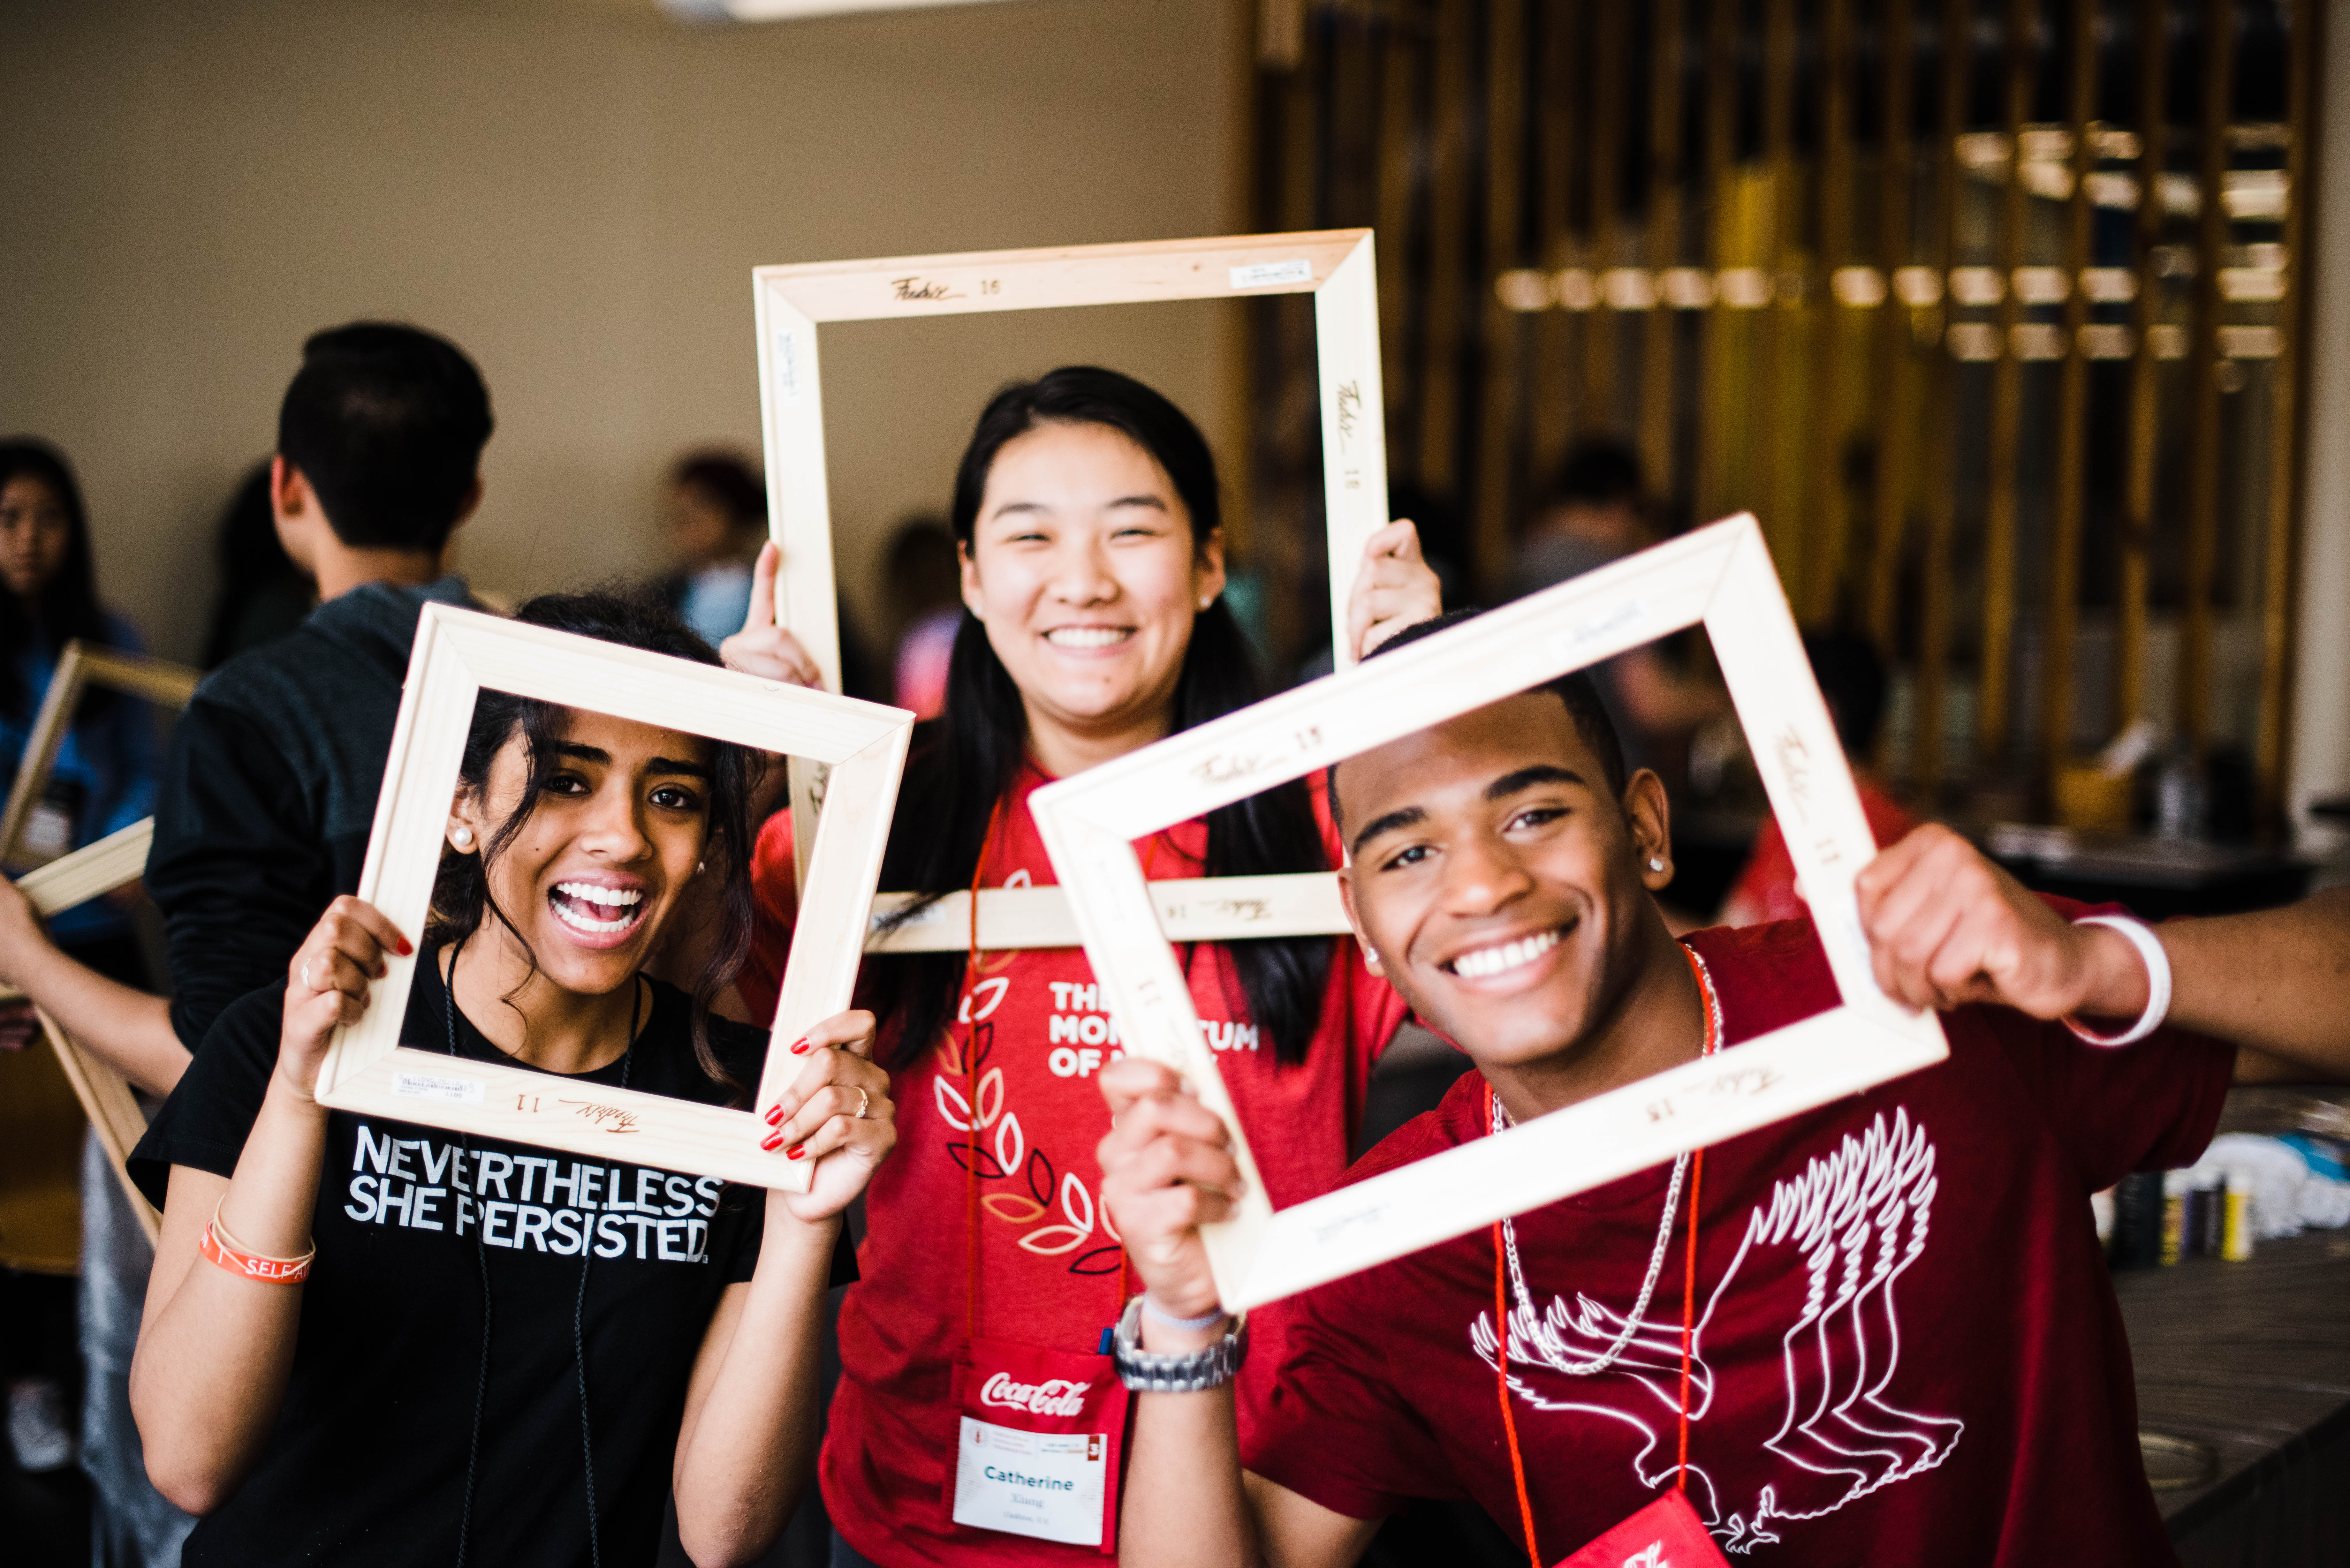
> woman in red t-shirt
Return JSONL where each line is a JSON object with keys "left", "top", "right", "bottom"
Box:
{"left": 718, "top": 366, "right": 1437, "bottom": 1567}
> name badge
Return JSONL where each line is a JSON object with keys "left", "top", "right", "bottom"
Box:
{"left": 951, "top": 1417, "right": 1107, "bottom": 1547}
{"left": 946, "top": 1333, "right": 1128, "bottom": 1552}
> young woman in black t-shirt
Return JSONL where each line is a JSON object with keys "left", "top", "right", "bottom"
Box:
{"left": 125, "top": 590, "right": 896, "bottom": 1568}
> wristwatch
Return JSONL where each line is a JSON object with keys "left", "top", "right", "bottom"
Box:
{"left": 1111, "top": 1295, "right": 1247, "bottom": 1392}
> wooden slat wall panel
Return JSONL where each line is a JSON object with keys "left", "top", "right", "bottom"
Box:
{"left": 2177, "top": 0, "right": 2237, "bottom": 752}
{"left": 1807, "top": 0, "right": 1860, "bottom": 625}
{"left": 2256, "top": 0, "right": 2316, "bottom": 810}
{"left": 1694, "top": 0, "right": 1740, "bottom": 525}
{"left": 1869, "top": 0, "right": 1922, "bottom": 657}
{"left": 1916, "top": 0, "right": 1973, "bottom": 794}
{"left": 2119, "top": 0, "right": 2169, "bottom": 734}
{"left": 1640, "top": 0, "right": 1688, "bottom": 494}
{"left": 1242, "top": 0, "right": 2310, "bottom": 829}
{"left": 1977, "top": 0, "right": 2034, "bottom": 765}
{"left": 2041, "top": 0, "right": 2100, "bottom": 787}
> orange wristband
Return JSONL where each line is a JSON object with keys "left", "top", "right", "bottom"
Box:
{"left": 201, "top": 1202, "right": 314, "bottom": 1285}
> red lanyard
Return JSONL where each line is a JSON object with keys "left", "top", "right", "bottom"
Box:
{"left": 959, "top": 793, "right": 1135, "bottom": 1349}
{"left": 1492, "top": 943, "right": 1720, "bottom": 1568}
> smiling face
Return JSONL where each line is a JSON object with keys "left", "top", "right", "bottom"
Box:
{"left": 451, "top": 707, "right": 716, "bottom": 999}
{"left": 1335, "top": 692, "right": 1679, "bottom": 1076}
{"left": 960, "top": 420, "right": 1225, "bottom": 764}
{"left": 0, "top": 475, "right": 73, "bottom": 600}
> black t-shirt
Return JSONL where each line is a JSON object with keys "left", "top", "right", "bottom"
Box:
{"left": 130, "top": 947, "right": 853, "bottom": 1567}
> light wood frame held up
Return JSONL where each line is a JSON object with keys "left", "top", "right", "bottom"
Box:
{"left": 1030, "top": 514, "right": 1951, "bottom": 1311}
{"left": 752, "top": 229, "right": 1390, "bottom": 884}
{"left": 0, "top": 642, "right": 201, "bottom": 869}
{"left": 311, "top": 606, "right": 912, "bottom": 1192}
{"left": 13, "top": 818, "right": 166, "bottom": 1243}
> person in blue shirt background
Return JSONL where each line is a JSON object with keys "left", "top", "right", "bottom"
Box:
{"left": 0, "top": 438, "right": 161, "bottom": 966}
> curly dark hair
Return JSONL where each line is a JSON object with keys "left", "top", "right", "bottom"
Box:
{"left": 427, "top": 586, "right": 762, "bottom": 1095}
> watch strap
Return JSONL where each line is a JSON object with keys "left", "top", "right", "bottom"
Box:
{"left": 1111, "top": 1294, "right": 1246, "bottom": 1392}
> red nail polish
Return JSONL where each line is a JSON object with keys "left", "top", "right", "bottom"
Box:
{"left": 761, "top": 1131, "right": 783, "bottom": 1150}
{"left": 398, "top": 938, "right": 413, "bottom": 956}
{"left": 786, "top": 1144, "right": 806, "bottom": 1160}
{"left": 764, "top": 1104, "right": 786, "bottom": 1126}
{"left": 789, "top": 1037, "right": 810, "bottom": 1055}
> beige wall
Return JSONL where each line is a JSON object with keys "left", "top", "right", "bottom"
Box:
{"left": 0, "top": 0, "right": 1240, "bottom": 664}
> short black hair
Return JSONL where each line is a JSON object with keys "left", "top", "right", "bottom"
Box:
{"left": 276, "top": 321, "right": 493, "bottom": 552}
{"left": 671, "top": 450, "right": 765, "bottom": 529}
{"left": 1534, "top": 436, "right": 1643, "bottom": 515}
{"left": 1328, "top": 608, "right": 1629, "bottom": 828}
{"left": 1803, "top": 632, "right": 1889, "bottom": 759}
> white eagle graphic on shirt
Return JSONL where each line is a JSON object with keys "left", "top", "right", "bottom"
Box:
{"left": 1470, "top": 1108, "right": 1963, "bottom": 1555}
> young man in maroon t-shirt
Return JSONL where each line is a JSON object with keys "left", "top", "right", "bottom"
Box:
{"left": 1095, "top": 649, "right": 2350, "bottom": 1567}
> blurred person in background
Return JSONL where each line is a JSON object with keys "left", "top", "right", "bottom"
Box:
{"left": 1507, "top": 437, "right": 1725, "bottom": 815}
{"left": 880, "top": 513, "right": 960, "bottom": 719}
{"left": 1504, "top": 436, "right": 1645, "bottom": 601}
{"left": 0, "top": 441, "right": 162, "bottom": 964}
{"left": 656, "top": 449, "right": 883, "bottom": 702}
{"left": 1718, "top": 632, "right": 1917, "bottom": 929}
{"left": 657, "top": 450, "right": 765, "bottom": 651}
{"left": 0, "top": 437, "right": 168, "bottom": 1547}
{"left": 199, "top": 462, "right": 314, "bottom": 668}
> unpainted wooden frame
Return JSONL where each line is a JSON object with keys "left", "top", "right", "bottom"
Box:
{"left": 752, "top": 229, "right": 1389, "bottom": 904}
{"left": 1030, "top": 514, "right": 1952, "bottom": 1311}
{"left": 0, "top": 642, "right": 201, "bottom": 869}
{"left": 14, "top": 819, "right": 165, "bottom": 1243}
{"left": 311, "top": 605, "right": 912, "bottom": 1191}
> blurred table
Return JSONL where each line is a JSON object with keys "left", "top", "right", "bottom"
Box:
{"left": 1980, "top": 824, "right": 2317, "bottom": 919}
{"left": 2120, "top": 1231, "right": 2350, "bottom": 1565}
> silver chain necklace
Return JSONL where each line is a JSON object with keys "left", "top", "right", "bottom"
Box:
{"left": 1490, "top": 947, "right": 1722, "bottom": 1378}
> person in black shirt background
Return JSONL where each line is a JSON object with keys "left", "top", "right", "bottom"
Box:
{"left": 0, "top": 320, "right": 496, "bottom": 1095}
{"left": 127, "top": 589, "right": 896, "bottom": 1568}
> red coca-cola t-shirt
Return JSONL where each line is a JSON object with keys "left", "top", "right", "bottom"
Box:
{"left": 738, "top": 765, "right": 1408, "bottom": 1568}
{"left": 1245, "top": 911, "right": 2231, "bottom": 1567}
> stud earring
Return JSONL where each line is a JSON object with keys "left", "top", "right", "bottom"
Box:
{"left": 451, "top": 825, "right": 474, "bottom": 848}
{"left": 696, "top": 860, "right": 706, "bottom": 875}
{"left": 1648, "top": 856, "right": 1665, "bottom": 872}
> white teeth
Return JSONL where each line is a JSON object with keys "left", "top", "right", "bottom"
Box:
{"left": 1450, "top": 928, "right": 1562, "bottom": 980}
{"left": 551, "top": 882, "right": 644, "bottom": 937}
{"left": 553, "top": 899, "right": 638, "bottom": 935}
{"left": 1044, "top": 626, "right": 1130, "bottom": 648}
{"left": 556, "top": 882, "right": 641, "bottom": 908}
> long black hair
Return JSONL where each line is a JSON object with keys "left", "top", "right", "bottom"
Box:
{"left": 427, "top": 587, "right": 763, "bottom": 1095}
{"left": 869, "top": 366, "right": 1333, "bottom": 1068}
{"left": 0, "top": 440, "right": 118, "bottom": 720}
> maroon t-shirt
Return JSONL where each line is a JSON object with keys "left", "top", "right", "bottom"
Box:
{"left": 1245, "top": 913, "right": 2231, "bottom": 1567}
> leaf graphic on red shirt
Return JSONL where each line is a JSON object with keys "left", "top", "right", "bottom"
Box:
{"left": 1068, "top": 1245, "right": 1126, "bottom": 1276}
{"left": 1017, "top": 1225, "right": 1092, "bottom": 1255}
{"left": 1024, "top": 1148, "right": 1056, "bottom": 1207}
{"left": 945, "top": 1142, "right": 1009, "bottom": 1178}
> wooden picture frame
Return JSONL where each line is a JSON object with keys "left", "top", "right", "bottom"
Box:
{"left": 311, "top": 605, "right": 913, "bottom": 1192}
{"left": 0, "top": 642, "right": 200, "bottom": 869}
{"left": 1030, "top": 514, "right": 1951, "bottom": 1311}
{"left": 12, "top": 818, "right": 165, "bottom": 1244}
{"left": 753, "top": 228, "right": 1389, "bottom": 885}
{"left": 861, "top": 873, "right": 1346, "bottom": 954}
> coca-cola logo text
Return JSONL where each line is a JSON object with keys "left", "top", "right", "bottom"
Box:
{"left": 979, "top": 1372, "right": 1088, "bottom": 1419}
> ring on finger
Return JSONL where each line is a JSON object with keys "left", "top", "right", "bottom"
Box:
{"left": 854, "top": 1086, "right": 870, "bottom": 1120}
{"left": 301, "top": 959, "right": 314, "bottom": 992}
